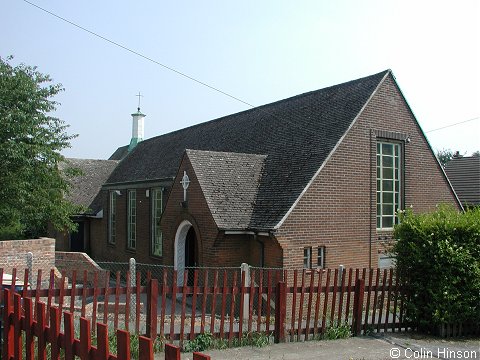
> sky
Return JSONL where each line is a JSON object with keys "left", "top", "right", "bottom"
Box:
{"left": 2, "top": 0, "right": 479, "bottom": 159}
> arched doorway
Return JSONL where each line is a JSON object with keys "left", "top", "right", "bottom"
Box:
{"left": 174, "top": 220, "right": 197, "bottom": 286}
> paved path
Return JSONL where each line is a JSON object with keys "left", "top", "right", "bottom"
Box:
{"left": 162, "top": 334, "right": 479, "bottom": 360}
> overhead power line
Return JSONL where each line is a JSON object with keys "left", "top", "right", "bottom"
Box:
{"left": 23, "top": 0, "right": 256, "bottom": 109}
{"left": 425, "top": 117, "right": 480, "bottom": 133}
{"left": 22, "top": 0, "right": 324, "bottom": 138}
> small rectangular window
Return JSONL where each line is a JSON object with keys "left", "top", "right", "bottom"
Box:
{"left": 108, "top": 191, "right": 116, "bottom": 245}
{"left": 151, "top": 188, "right": 163, "bottom": 257}
{"left": 317, "top": 246, "right": 325, "bottom": 268}
{"left": 303, "top": 247, "right": 312, "bottom": 269}
{"left": 127, "top": 190, "right": 136, "bottom": 250}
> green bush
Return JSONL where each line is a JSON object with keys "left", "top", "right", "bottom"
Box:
{"left": 321, "top": 323, "right": 352, "bottom": 340}
{"left": 392, "top": 206, "right": 480, "bottom": 331}
{"left": 183, "top": 331, "right": 271, "bottom": 352}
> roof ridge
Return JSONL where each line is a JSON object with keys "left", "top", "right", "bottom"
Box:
{"left": 66, "top": 157, "right": 120, "bottom": 163}
{"left": 143, "top": 70, "right": 390, "bottom": 144}
{"left": 186, "top": 148, "right": 267, "bottom": 158}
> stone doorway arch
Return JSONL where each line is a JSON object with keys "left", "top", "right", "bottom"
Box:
{"left": 174, "top": 220, "right": 197, "bottom": 286}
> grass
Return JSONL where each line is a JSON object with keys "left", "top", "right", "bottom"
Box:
{"left": 316, "top": 323, "right": 352, "bottom": 340}
{"left": 182, "top": 331, "right": 272, "bottom": 352}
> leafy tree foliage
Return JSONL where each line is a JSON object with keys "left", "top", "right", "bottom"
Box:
{"left": 392, "top": 206, "right": 480, "bottom": 331}
{"left": 0, "top": 56, "right": 81, "bottom": 239}
{"left": 435, "top": 148, "right": 455, "bottom": 167}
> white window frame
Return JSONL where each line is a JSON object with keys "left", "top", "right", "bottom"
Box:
{"left": 303, "top": 247, "right": 312, "bottom": 269}
{"left": 376, "top": 141, "right": 402, "bottom": 229}
{"left": 151, "top": 188, "right": 163, "bottom": 257}
{"left": 108, "top": 191, "right": 116, "bottom": 244}
{"left": 317, "top": 246, "right": 325, "bottom": 268}
{"left": 127, "top": 190, "right": 136, "bottom": 250}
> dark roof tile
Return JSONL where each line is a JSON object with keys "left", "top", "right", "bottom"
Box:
{"left": 106, "top": 70, "right": 389, "bottom": 228}
{"left": 187, "top": 150, "right": 266, "bottom": 230}
{"left": 445, "top": 156, "right": 480, "bottom": 206}
{"left": 64, "top": 158, "right": 119, "bottom": 214}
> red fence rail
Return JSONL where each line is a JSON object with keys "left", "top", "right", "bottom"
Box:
{"left": 0, "top": 268, "right": 147, "bottom": 335}
{"left": 11, "top": 266, "right": 479, "bottom": 352}
{"left": 0, "top": 267, "right": 411, "bottom": 343}
{"left": 2, "top": 289, "right": 154, "bottom": 360}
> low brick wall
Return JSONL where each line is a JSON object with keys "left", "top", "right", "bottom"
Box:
{"left": 0, "top": 237, "right": 55, "bottom": 286}
{"left": 55, "top": 251, "right": 106, "bottom": 286}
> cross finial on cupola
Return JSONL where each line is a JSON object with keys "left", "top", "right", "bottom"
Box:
{"left": 135, "top": 91, "right": 143, "bottom": 112}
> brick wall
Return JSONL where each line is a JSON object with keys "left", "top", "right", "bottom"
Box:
{"left": 89, "top": 74, "right": 458, "bottom": 272}
{"left": 55, "top": 251, "right": 106, "bottom": 286}
{"left": 276, "top": 74, "right": 460, "bottom": 270}
{"left": 90, "top": 187, "right": 156, "bottom": 264}
{"left": 161, "top": 155, "right": 236, "bottom": 267}
{"left": 0, "top": 238, "right": 56, "bottom": 285}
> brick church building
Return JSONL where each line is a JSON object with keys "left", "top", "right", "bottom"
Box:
{"left": 83, "top": 70, "right": 460, "bottom": 272}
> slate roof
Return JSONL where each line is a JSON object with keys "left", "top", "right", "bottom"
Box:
{"left": 64, "top": 158, "right": 119, "bottom": 214}
{"left": 445, "top": 156, "right": 480, "bottom": 206}
{"left": 106, "top": 70, "right": 390, "bottom": 229}
{"left": 109, "top": 145, "right": 129, "bottom": 160}
{"left": 186, "top": 149, "right": 267, "bottom": 230}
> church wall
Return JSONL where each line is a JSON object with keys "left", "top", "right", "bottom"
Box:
{"left": 161, "top": 155, "right": 221, "bottom": 268}
{"left": 90, "top": 187, "right": 162, "bottom": 264}
{"left": 276, "top": 74, "right": 460, "bottom": 270}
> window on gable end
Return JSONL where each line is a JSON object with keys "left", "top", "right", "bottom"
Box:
{"left": 376, "top": 141, "right": 402, "bottom": 229}
{"left": 303, "top": 247, "right": 312, "bottom": 269}
{"left": 317, "top": 246, "right": 325, "bottom": 268}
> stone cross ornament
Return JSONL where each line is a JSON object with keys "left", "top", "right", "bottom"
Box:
{"left": 180, "top": 171, "right": 190, "bottom": 202}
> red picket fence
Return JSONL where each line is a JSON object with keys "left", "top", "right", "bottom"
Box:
{"left": 1, "top": 266, "right": 416, "bottom": 349}
{"left": 142, "top": 267, "right": 412, "bottom": 343}
{"left": 279, "top": 267, "right": 408, "bottom": 342}
{"left": 0, "top": 267, "right": 146, "bottom": 335}
{"left": 2, "top": 264, "right": 476, "bottom": 356}
{"left": 2, "top": 289, "right": 154, "bottom": 360}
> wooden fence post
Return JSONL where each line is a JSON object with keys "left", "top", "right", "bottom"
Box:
{"left": 274, "top": 281, "right": 286, "bottom": 343}
{"left": 50, "top": 306, "right": 61, "bottom": 360}
{"left": 352, "top": 278, "right": 365, "bottom": 336}
{"left": 164, "top": 343, "right": 180, "bottom": 360}
{"left": 3, "top": 289, "right": 13, "bottom": 360}
{"left": 79, "top": 317, "right": 92, "bottom": 360}
{"left": 193, "top": 352, "right": 211, "bottom": 360}
{"left": 139, "top": 336, "right": 154, "bottom": 359}
{"left": 13, "top": 293, "right": 22, "bottom": 360}
{"left": 117, "top": 330, "right": 131, "bottom": 360}
{"left": 146, "top": 278, "right": 158, "bottom": 339}
{"left": 36, "top": 301, "right": 47, "bottom": 360}
{"left": 96, "top": 323, "right": 110, "bottom": 360}
{"left": 24, "top": 297, "right": 35, "bottom": 360}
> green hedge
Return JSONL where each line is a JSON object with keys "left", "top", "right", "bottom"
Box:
{"left": 392, "top": 206, "right": 480, "bottom": 331}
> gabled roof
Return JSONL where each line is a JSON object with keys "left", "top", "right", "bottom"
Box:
{"left": 186, "top": 149, "right": 267, "bottom": 230}
{"left": 106, "top": 70, "right": 390, "bottom": 229}
{"left": 65, "top": 158, "right": 119, "bottom": 214}
{"left": 109, "top": 145, "right": 129, "bottom": 161}
{"left": 445, "top": 156, "right": 480, "bottom": 206}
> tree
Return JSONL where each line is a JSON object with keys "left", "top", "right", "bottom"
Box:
{"left": 435, "top": 148, "right": 455, "bottom": 167}
{"left": 0, "top": 56, "right": 81, "bottom": 239}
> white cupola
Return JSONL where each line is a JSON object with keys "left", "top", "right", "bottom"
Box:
{"left": 128, "top": 93, "right": 146, "bottom": 152}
